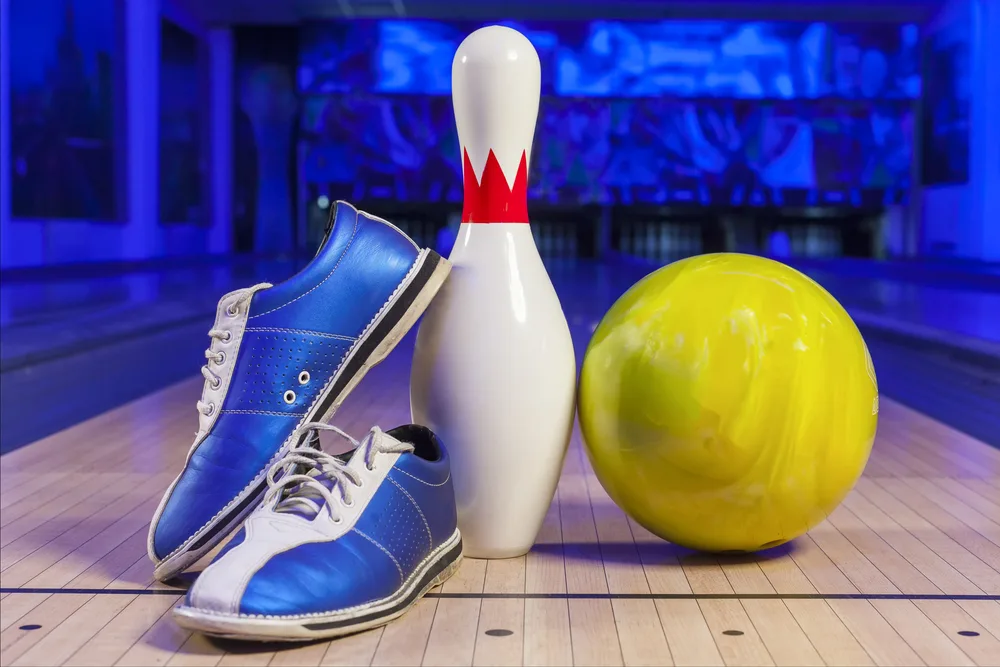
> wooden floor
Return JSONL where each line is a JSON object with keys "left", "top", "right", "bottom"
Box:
{"left": 1, "top": 350, "right": 999, "bottom": 667}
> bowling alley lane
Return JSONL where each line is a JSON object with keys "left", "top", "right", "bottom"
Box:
{"left": 3, "top": 3, "right": 1000, "bottom": 665}
{"left": 3, "top": 255, "right": 998, "bottom": 454}
{"left": 2, "top": 252, "right": 999, "bottom": 666}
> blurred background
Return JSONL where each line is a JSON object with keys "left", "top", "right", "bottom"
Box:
{"left": 1, "top": 0, "right": 998, "bottom": 453}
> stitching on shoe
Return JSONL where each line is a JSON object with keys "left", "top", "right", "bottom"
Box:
{"left": 244, "top": 327, "right": 357, "bottom": 341}
{"left": 148, "top": 289, "right": 258, "bottom": 564}
{"left": 231, "top": 520, "right": 270, "bottom": 614}
{"left": 361, "top": 210, "right": 420, "bottom": 250}
{"left": 388, "top": 476, "right": 433, "bottom": 550}
{"left": 184, "top": 530, "right": 459, "bottom": 621}
{"left": 249, "top": 212, "right": 360, "bottom": 318}
{"left": 352, "top": 528, "right": 404, "bottom": 582}
{"left": 219, "top": 410, "right": 307, "bottom": 417}
{"left": 392, "top": 468, "right": 450, "bottom": 487}
{"left": 155, "top": 251, "right": 427, "bottom": 566}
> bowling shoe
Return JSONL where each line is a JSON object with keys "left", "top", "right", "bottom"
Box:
{"left": 173, "top": 422, "right": 462, "bottom": 641}
{"left": 148, "top": 201, "right": 451, "bottom": 582}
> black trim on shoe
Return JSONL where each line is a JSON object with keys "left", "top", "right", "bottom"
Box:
{"left": 303, "top": 538, "right": 464, "bottom": 632}
{"left": 312, "top": 250, "right": 445, "bottom": 420}
{"left": 187, "top": 481, "right": 267, "bottom": 551}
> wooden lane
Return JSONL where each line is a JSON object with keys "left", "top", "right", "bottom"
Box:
{"left": 1, "top": 354, "right": 997, "bottom": 666}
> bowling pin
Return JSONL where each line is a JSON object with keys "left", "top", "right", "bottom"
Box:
{"left": 410, "top": 26, "right": 576, "bottom": 559}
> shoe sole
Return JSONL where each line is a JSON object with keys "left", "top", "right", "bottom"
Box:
{"left": 152, "top": 249, "right": 452, "bottom": 582}
{"left": 173, "top": 529, "right": 463, "bottom": 641}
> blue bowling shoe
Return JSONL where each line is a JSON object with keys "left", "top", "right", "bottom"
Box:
{"left": 148, "top": 202, "right": 451, "bottom": 582}
{"left": 173, "top": 423, "right": 462, "bottom": 641}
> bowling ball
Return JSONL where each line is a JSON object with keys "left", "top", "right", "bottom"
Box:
{"left": 578, "top": 253, "right": 878, "bottom": 553}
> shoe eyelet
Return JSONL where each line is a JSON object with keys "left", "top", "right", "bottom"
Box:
{"left": 343, "top": 498, "right": 355, "bottom": 508}
{"left": 226, "top": 304, "right": 239, "bottom": 317}
{"left": 332, "top": 516, "right": 343, "bottom": 524}
{"left": 215, "top": 351, "right": 226, "bottom": 365}
{"left": 222, "top": 331, "right": 232, "bottom": 342}
{"left": 205, "top": 403, "right": 216, "bottom": 416}
{"left": 283, "top": 390, "right": 296, "bottom": 404}
{"left": 211, "top": 377, "right": 222, "bottom": 390}
{"left": 298, "top": 370, "right": 310, "bottom": 385}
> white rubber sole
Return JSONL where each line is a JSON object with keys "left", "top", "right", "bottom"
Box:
{"left": 173, "top": 529, "right": 463, "bottom": 642}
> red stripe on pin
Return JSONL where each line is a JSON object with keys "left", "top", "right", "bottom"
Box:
{"left": 461, "top": 149, "right": 529, "bottom": 223}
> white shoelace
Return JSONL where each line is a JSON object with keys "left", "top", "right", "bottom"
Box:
{"left": 264, "top": 423, "right": 414, "bottom": 522}
{"left": 196, "top": 283, "right": 271, "bottom": 417}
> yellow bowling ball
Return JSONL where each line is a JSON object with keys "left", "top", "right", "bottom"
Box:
{"left": 579, "top": 253, "right": 878, "bottom": 552}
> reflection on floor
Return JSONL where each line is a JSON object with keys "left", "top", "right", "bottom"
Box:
{"left": 0, "top": 335, "right": 998, "bottom": 666}
{"left": 1, "top": 256, "right": 998, "bottom": 453}
{"left": 0, "top": 258, "right": 308, "bottom": 371}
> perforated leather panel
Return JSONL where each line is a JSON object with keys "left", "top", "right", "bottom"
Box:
{"left": 225, "top": 330, "right": 354, "bottom": 414}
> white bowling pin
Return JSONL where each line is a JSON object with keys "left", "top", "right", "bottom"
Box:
{"left": 410, "top": 25, "right": 576, "bottom": 559}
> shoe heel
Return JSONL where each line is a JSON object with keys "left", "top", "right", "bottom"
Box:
{"left": 368, "top": 249, "right": 452, "bottom": 367}
{"left": 313, "top": 249, "right": 451, "bottom": 425}
{"left": 430, "top": 552, "right": 463, "bottom": 590}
